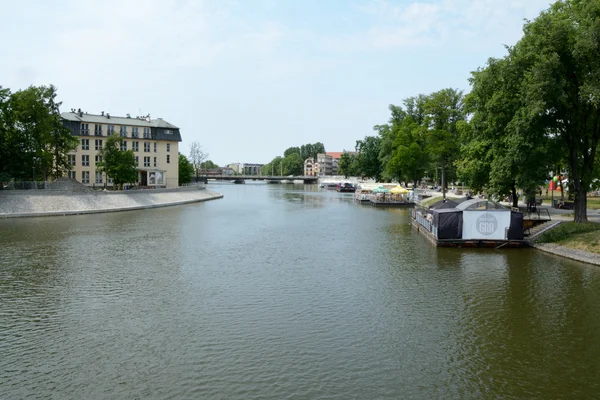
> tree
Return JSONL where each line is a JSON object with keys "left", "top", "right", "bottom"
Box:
{"left": 355, "top": 136, "right": 382, "bottom": 181}
{"left": 96, "top": 135, "right": 137, "bottom": 189}
{"left": 513, "top": 0, "right": 600, "bottom": 222}
{"left": 200, "top": 160, "right": 218, "bottom": 170}
{"left": 338, "top": 152, "right": 356, "bottom": 178}
{"left": 189, "top": 141, "right": 208, "bottom": 181}
{"left": 1, "top": 85, "right": 77, "bottom": 181}
{"left": 282, "top": 152, "right": 303, "bottom": 175}
{"left": 284, "top": 147, "right": 300, "bottom": 158}
{"left": 178, "top": 153, "right": 194, "bottom": 185}
{"left": 458, "top": 57, "right": 551, "bottom": 207}
{"left": 423, "top": 88, "right": 465, "bottom": 199}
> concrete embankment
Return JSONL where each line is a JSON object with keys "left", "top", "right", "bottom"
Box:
{"left": 0, "top": 186, "right": 223, "bottom": 218}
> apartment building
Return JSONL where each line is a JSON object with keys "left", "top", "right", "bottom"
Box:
{"left": 61, "top": 110, "right": 181, "bottom": 188}
{"left": 304, "top": 157, "right": 316, "bottom": 176}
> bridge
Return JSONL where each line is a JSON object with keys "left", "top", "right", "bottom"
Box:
{"left": 196, "top": 175, "right": 319, "bottom": 184}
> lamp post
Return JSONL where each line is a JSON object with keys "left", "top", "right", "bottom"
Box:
{"left": 32, "top": 156, "right": 38, "bottom": 190}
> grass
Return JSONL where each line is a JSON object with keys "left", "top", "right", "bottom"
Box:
{"left": 536, "top": 221, "right": 600, "bottom": 248}
{"left": 558, "top": 230, "right": 600, "bottom": 255}
{"left": 540, "top": 193, "right": 600, "bottom": 209}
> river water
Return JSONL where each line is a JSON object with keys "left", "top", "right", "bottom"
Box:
{"left": 1, "top": 182, "right": 599, "bottom": 399}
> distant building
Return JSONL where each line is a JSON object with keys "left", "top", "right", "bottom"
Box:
{"left": 242, "top": 163, "right": 263, "bottom": 176}
{"left": 304, "top": 157, "right": 315, "bottom": 176}
{"left": 221, "top": 167, "right": 235, "bottom": 176}
{"left": 316, "top": 153, "right": 334, "bottom": 176}
{"left": 226, "top": 163, "right": 263, "bottom": 175}
{"left": 61, "top": 110, "right": 181, "bottom": 188}
{"left": 228, "top": 163, "right": 243, "bottom": 174}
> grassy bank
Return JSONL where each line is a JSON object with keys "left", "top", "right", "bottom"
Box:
{"left": 536, "top": 222, "right": 600, "bottom": 255}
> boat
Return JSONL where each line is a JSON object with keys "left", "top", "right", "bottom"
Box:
{"left": 336, "top": 182, "right": 356, "bottom": 192}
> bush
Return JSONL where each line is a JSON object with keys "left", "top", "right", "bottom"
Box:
{"left": 536, "top": 222, "right": 600, "bottom": 243}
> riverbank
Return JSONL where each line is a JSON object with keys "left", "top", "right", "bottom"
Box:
{"left": 532, "top": 221, "right": 600, "bottom": 266}
{"left": 0, "top": 186, "right": 223, "bottom": 218}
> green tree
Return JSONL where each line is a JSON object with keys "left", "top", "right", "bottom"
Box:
{"left": 96, "top": 135, "right": 137, "bottom": 189}
{"left": 338, "top": 152, "right": 356, "bottom": 178}
{"left": 355, "top": 136, "right": 382, "bottom": 181}
{"left": 282, "top": 152, "right": 303, "bottom": 175}
{"left": 178, "top": 153, "right": 194, "bottom": 185}
{"left": 458, "top": 57, "right": 551, "bottom": 207}
{"left": 1, "top": 85, "right": 77, "bottom": 181}
{"left": 423, "top": 88, "right": 465, "bottom": 199}
{"left": 284, "top": 147, "right": 300, "bottom": 158}
{"left": 513, "top": 0, "right": 600, "bottom": 221}
{"left": 200, "top": 160, "right": 218, "bottom": 170}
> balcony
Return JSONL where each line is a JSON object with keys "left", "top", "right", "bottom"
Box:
{"left": 80, "top": 129, "right": 90, "bottom": 136}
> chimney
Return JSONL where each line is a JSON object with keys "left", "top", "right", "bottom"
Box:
{"left": 126, "top": 113, "right": 131, "bottom": 118}
{"left": 101, "top": 111, "right": 104, "bottom": 116}
{"left": 107, "top": 113, "right": 110, "bottom": 119}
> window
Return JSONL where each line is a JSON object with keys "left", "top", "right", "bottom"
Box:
{"left": 81, "top": 139, "right": 89, "bottom": 150}
{"left": 95, "top": 171, "right": 103, "bottom": 184}
{"left": 132, "top": 141, "right": 139, "bottom": 152}
{"left": 107, "top": 125, "right": 115, "bottom": 135}
{"left": 82, "top": 155, "right": 89, "bottom": 166}
{"left": 120, "top": 126, "right": 127, "bottom": 137}
{"left": 165, "top": 129, "right": 173, "bottom": 135}
{"left": 167, "top": 154, "right": 170, "bottom": 164}
{"left": 95, "top": 155, "right": 102, "bottom": 164}
{"left": 95, "top": 139, "right": 103, "bottom": 150}
{"left": 81, "top": 171, "right": 90, "bottom": 184}
{"left": 153, "top": 142, "right": 157, "bottom": 153}
{"left": 68, "top": 154, "right": 76, "bottom": 166}
{"left": 68, "top": 171, "right": 76, "bottom": 180}
{"left": 143, "top": 127, "right": 151, "bottom": 138}
{"left": 94, "top": 124, "right": 103, "bottom": 136}
{"left": 144, "top": 156, "right": 150, "bottom": 167}
{"left": 107, "top": 177, "right": 113, "bottom": 184}
{"left": 120, "top": 140, "right": 127, "bottom": 151}
{"left": 80, "top": 123, "right": 89, "bottom": 136}
{"left": 166, "top": 143, "right": 170, "bottom": 152}
{"left": 135, "top": 156, "right": 139, "bottom": 166}
{"left": 132, "top": 127, "right": 139, "bottom": 138}
{"left": 144, "top": 142, "right": 150, "bottom": 152}
{"left": 153, "top": 156, "right": 157, "bottom": 167}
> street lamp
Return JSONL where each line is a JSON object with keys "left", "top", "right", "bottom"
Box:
{"left": 32, "top": 156, "right": 38, "bottom": 190}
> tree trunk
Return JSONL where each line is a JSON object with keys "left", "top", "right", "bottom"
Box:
{"left": 441, "top": 159, "right": 446, "bottom": 200}
{"left": 511, "top": 181, "right": 518, "bottom": 208}
{"left": 573, "top": 186, "right": 588, "bottom": 223}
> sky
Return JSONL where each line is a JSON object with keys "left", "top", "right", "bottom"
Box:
{"left": 1, "top": 0, "right": 552, "bottom": 166}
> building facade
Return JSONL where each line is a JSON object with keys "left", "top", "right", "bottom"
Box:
{"left": 61, "top": 110, "right": 181, "bottom": 188}
{"left": 304, "top": 157, "right": 315, "bottom": 176}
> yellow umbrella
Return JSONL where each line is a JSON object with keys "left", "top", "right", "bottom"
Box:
{"left": 390, "top": 186, "right": 409, "bottom": 194}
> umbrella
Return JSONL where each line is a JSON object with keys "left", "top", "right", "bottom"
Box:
{"left": 390, "top": 186, "right": 408, "bottom": 194}
{"left": 373, "top": 187, "right": 390, "bottom": 193}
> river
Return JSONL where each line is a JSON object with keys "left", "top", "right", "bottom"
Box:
{"left": 1, "top": 182, "right": 599, "bottom": 399}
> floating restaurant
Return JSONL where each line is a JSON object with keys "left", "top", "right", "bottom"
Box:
{"left": 411, "top": 198, "right": 526, "bottom": 248}
{"left": 354, "top": 183, "right": 415, "bottom": 207}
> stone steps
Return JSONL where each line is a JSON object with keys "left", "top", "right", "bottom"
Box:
{"left": 527, "top": 220, "right": 562, "bottom": 241}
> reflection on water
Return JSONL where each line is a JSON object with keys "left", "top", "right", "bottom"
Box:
{"left": 1, "top": 182, "right": 600, "bottom": 399}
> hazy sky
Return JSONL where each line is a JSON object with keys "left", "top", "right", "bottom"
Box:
{"left": 2, "top": 0, "right": 551, "bottom": 165}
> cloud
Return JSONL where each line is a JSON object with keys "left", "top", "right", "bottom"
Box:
{"left": 327, "top": 0, "right": 551, "bottom": 52}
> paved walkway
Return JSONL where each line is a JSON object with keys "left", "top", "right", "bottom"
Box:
{"left": 0, "top": 187, "right": 223, "bottom": 218}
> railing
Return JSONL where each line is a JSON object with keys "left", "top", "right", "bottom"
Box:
{"left": 412, "top": 208, "right": 433, "bottom": 232}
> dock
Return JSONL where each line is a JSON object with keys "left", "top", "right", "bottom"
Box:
{"left": 369, "top": 200, "right": 415, "bottom": 208}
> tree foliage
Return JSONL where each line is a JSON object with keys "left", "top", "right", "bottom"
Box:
{"left": 178, "top": 153, "right": 194, "bottom": 185}
{"left": 0, "top": 85, "right": 77, "bottom": 182}
{"left": 96, "top": 135, "right": 137, "bottom": 189}
{"left": 458, "top": 0, "right": 600, "bottom": 221}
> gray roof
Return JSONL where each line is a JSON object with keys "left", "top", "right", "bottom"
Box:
{"left": 61, "top": 112, "right": 179, "bottom": 129}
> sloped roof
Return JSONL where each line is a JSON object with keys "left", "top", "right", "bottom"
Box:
{"left": 61, "top": 112, "right": 179, "bottom": 129}
{"left": 325, "top": 151, "right": 356, "bottom": 159}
